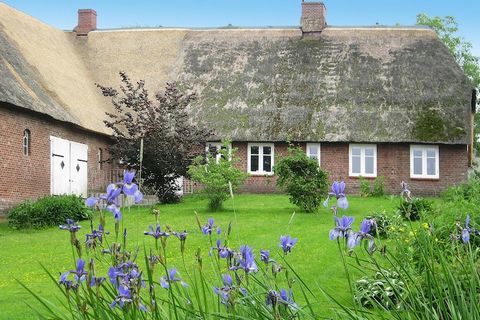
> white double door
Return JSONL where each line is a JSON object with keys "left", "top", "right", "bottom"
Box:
{"left": 50, "top": 136, "right": 88, "bottom": 197}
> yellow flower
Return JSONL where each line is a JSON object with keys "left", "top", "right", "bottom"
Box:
{"left": 422, "top": 223, "right": 429, "bottom": 229}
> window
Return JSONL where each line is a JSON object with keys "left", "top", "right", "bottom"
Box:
{"left": 306, "top": 143, "right": 321, "bottom": 165}
{"left": 98, "top": 148, "right": 103, "bottom": 170}
{"left": 22, "top": 129, "right": 31, "bottom": 156}
{"left": 410, "top": 145, "right": 439, "bottom": 179}
{"left": 206, "top": 142, "right": 231, "bottom": 163}
{"left": 349, "top": 144, "right": 377, "bottom": 177}
{"left": 248, "top": 143, "right": 274, "bottom": 175}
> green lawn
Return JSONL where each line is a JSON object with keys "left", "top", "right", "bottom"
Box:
{"left": 0, "top": 194, "right": 403, "bottom": 319}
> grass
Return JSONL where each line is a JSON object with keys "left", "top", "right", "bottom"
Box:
{"left": 0, "top": 194, "right": 403, "bottom": 319}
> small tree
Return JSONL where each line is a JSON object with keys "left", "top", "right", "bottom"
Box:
{"left": 188, "top": 141, "right": 247, "bottom": 211}
{"left": 275, "top": 146, "right": 329, "bottom": 212}
{"left": 97, "top": 72, "right": 212, "bottom": 203}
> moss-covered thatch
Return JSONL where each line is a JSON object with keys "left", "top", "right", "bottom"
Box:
{"left": 0, "top": 2, "right": 473, "bottom": 144}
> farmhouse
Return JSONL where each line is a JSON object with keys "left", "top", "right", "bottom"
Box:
{"left": 0, "top": 1, "right": 475, "bottom": 211}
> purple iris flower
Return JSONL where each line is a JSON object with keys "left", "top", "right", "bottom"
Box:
{"left": 59, "top": 219, "right": 81, "bottom": 232}
{"left": 260, "top": 249, "right": 270, "bottom": 264}
{"left": 211, "top": 239, "right": 234, "bottom": 259}
{"left": 324, "top": 181, "right": 349, "bottom": 209}
{"left": 144, "top": 224, "right": 169, "bottom": 239}
{"left": 329, "top": 215, "right": 354, "bottom": 240}
{"left": 279, "top": 288, "right": 297, "bottom": 308}
{"left": 122, "top": 170, "right": 139, "bottom": 196}
{"left": 266, "top": 290, "right": 279, "bottom": 307}
{"left": 461, "top": 215, "right": 477, "bottom": 244}
{"left": 231, "top": 245, "right": 258, "bottom": 273}
{"left": 202, "top": 218, "right": 216, "bottom": 235}
{"left": 173, "top": 230, "right": 188, "bottom": 241}
{"left": 347, "top": 219, "right": 376, "bottom": 253}
{"left": 160, "top": 269, "right": 188, "bottom": 289}
{"left": 213, "top": 274, "right": 237, "bottom": 305}
{"left": 279, "top": 235, "right": 298, "bottom": 255}
{"left": 110, "top": 285, "right": 133, "bottom": 309}
{"left": 59, "top": 259, "right": 88, "bottom": 289}
{"left": 86, "top": 224, "right": 108, "bottom": 248}
{"left": 401, "top": 181, "right": 412, "bottom": 200}
{"left": 134, "top": 190, "right": 143, "bottom": 203}
{"left": 90, "top": 276, "right": 106, "bottom": 287}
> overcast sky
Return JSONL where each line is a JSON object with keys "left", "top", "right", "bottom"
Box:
{"left": 2, "top": 0, "right": 480, "bottom": 56}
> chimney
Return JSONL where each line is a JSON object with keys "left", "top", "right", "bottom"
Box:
{"left": 74, "top": 9, "right": 97, "bottom": 36}
{"left": 301, "top": 1, "right": 326, "bottom": 37}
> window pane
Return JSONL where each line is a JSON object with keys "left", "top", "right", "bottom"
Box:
{"left": 413, "top": 157, "right": 423, "bottom": 175}
{"left": 309, "top": 154, "right": 318, "bottom": 160}
{"left": 263, "top": 155, "right": 272, "bottom": 172}
{"left": 365, "top": 156, "right": 374, "bottom": 174}
{"left": 413, "top": 149, "right": 422, "bottom": 157}
{"left": 351, "top": 147, "right": 361, "bottom": 156}
{"left": 427, "top": 157, "right": 436, "bottom": 176}
{"left": 365, "top": 148, "right": 374, "bottom": 157}
{"left": 251, "top": 155, "right": 259, "bottom": 171}
{"left": 426, "top": 149, "right": 436, "bottom": 158}
{"left": 251, "top": 146, "right": 259, "bottom": 155}
{"left": 309, "top": 146, "right": 318, "bottom": 155}
{"left": 352, "top": 156, "right": 361, "bottom": 174}
{"left": 263, "top": 146, "right": 271, "bottom": 155}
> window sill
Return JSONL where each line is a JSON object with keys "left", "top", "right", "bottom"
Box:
{"left": 349, "top": 175, "right": 377, "bottom": 179}
{"left": 410, "top": 176, "right": 439, "bottom": 181}
{"left": 248, "top": 172, "right": 274, "bottom": 177}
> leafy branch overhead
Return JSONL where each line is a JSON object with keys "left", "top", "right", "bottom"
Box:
{"left": 97, "top": 72, "right": 212, "bottom": 203}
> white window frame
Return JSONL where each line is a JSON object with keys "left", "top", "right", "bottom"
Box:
{"left": 247, "top": 143, "right": 274, "bottom": 176}
{"left": 306, "top": 143, "right": 321, "bottom": 166}
{"left": 205, "top": 142, "right": 231, "bottom": 163}
{"left": 22, "top": 129, "right": 30, "bottom": 156}
{"left": 410, "top": 145, "right": 439, "bottom": 179}
{"left": 349, "top": 144, "right": 377, "bottom": 177}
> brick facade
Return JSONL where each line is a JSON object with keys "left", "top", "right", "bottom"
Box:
{"left": 0, "top": 103, "right": 113, "bottom": 212}
{"left": 185, "top": 141, "right": 468, "bottom": 196}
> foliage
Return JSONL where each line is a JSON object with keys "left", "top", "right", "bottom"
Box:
{"left": 188, "top": 142, "right": 247, "bottom": 211}
{"left": 397, "top": 197, "right": 433, "bottom": 221}
{"left": 8, "top": 195, "right": 92, "bottom": 229}
{"left": 274, "top": 146, "right": 329, "bottom": 212}
{"left": 366, "top": 211, "right": 397, "bottom": 238}
{"left": 358, "top": 177, "right": 371, "bottom": 197}
{"left": 354, "top": 269, "right": 405, "bottom": 309}
{"left": 97, "top": 72, "right": 212, "bottom": 204}
{"left": 372, "top": 176, "right": 385, "bottom": 197}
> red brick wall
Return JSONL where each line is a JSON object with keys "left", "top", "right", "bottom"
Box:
{"left": 187, "top": 141, "right": 468, "bottom": 196}
{"left": 322, "top": 143, "right": 468, "bottom": 196}
{"left": 0, "top": 104, "right": 113, "bottom": 212}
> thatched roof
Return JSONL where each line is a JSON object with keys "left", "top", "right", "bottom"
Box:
{"left": 0, "top": 3, "right": 474, "bottom": 143}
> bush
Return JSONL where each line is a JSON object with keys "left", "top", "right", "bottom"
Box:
{"left": 8, "top": 195, "right": 92, "bottom": 229}
{"left": 397, "top": 197, "right": 433, "bottom": 221}
{"left": 366, "top": 211, "right": 396, "bottom": 238}
{"left": 359, "top": 177, "right": 371, "bottom": 197}
{"left": 188, "top": 142, "right": 247, "bottom": 211}
{"left": 354, "top": 269, "right": 405, "bottom": 309}
{"left": 274, "top": 146, "right": 329, "bottom": 212}
{"left": 372, "top": 176, "right": 385, "bottom": 197}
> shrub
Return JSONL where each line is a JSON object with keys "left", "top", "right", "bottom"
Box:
{"left": 359, "top": 177, "right": 371, "bottom": 197}
{"left": 354, "top": 269, "right": 405, "bottom": 309}
{"left": 188, "top": 142, "right": 247, "bottom": 211}
{"left": 372, "top": 176, "right": 385, "bottom": 197}
{"left": 8, "top": 195, "right": 92, "bottom": 229}
{"left": 274, "top": 146, "right": 329, "bottom": 212}
{"left": 366, "top": 211, "right": 396, "bottom": 238}
{"left": 397, "top": 197, "right": 433, "bottom": 221}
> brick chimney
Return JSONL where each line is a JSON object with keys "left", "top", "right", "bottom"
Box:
{"left": 301, "top": 1, "right": 326, "bottom": 37}
{"left": 74, "top": 9, "right": 97, "bottom": 36}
